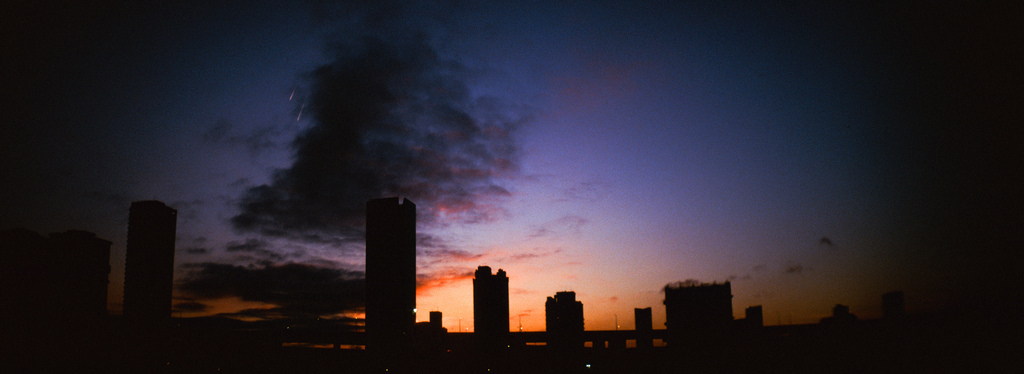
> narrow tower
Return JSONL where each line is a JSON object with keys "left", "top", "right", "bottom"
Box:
{"left": 123, "top": 200, "right": 177, "bottom": 329}
{"left": 365, "top": 197, "right": 416, "bottom": 356}
{"left": 473, "top": 266, "right": 509, "bottom": 348}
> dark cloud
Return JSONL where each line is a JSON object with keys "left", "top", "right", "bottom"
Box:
{"left": 173, "top": 301, "right": 210, "bottom": 312}
{"left": 225, "top": 238, "right": 269, "bottom": 252}
{"left": 819, "top": 236, "right": 833, "bottom": 246}
{"left": 753, "top": 264, "right": 767, "bottom": 271}
{"left": 231, "top": 33, "right": 527, "bottom": 242}
{"left": 416, "top": 233, "right": 449, "bottom": 250}
{"left": 184, "top": 247, "right": 211, "bottom": 255}
{"left": 224, "top": 238, "right": 284, "bottom": 262}
{"left": 177, "top": 262, "right": 365, "bottom": 318}
{"left": 784, "top": 264, "right": 805, "bottom": 274}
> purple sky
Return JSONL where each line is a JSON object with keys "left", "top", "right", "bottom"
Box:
{"left": 3, "top": 1, "right": 1021, "bottom": 331}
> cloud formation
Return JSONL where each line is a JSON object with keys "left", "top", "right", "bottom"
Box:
{"left": 528, "top": 215, "right": 589, "bottom": 239}
{"left": 416, "top": 267, "right": 475, "bottom": 294}
{"left": 231, "top": 35, "right": 526, "bottom": 242}
{"left": 177, "top": 262, "right": 365, "bottom": 319}
{"left": 784, "top": 264, "right": 805, "bottom": 274}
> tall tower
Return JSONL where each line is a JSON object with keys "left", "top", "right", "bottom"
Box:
{"left": 634, "top": 307, "right": 653, "bottom": 349}
{"left": 473, "top": 266, "right": 509, "bottom": 346}
{"left": 546, "top": 291, "right": 584, "bottom": 351}
{"left": 365, "top": 197, "right": 416, "bottom": 354}
{"left": 123, "top": 200, "right": 177, "bottom": 329}
{"left": 663, "top": 280, "right": 733, "bottom": 346}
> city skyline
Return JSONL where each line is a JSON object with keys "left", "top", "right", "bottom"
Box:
{"left": 2, "top": 0, "right": 1021, "bottom": 336}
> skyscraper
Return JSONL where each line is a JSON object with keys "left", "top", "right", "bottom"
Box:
{"left": 1, "top": 229, "right": 111, "bottom": 331}
{"left": 634, "top": 307, "right": 653, "bottom": 349}
{"left": 365, "top": 197, "right": 416, "bottom": 355}
{"left": 663, "top": 280, "right": 733, "bottom": 346}
{"left": 473, "top": 266, "right": 509, "bottom": 347}
{"left": 546, "top": 291, "right": 584, "bottom": 351}
{"left": 123, "top": 200, "right": 177, "bottom": 329}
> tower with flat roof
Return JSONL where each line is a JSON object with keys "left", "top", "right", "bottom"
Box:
{"left": 123, "top": 200, "right": 177, "bottom": 329}
{"left": 546, "top": 291, "right": 584, "bottom": 351}
{"left": 663, "top": 280, "right": 733, "bottom": 346}
{"left": 365, "top": 197, "right": 417, "bottom": 357}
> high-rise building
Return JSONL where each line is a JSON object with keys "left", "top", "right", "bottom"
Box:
{"left": 473, "top": 265, "right": 509, "bottom": 346}
{"left": 365, "top": 197, "right": 417, "bottom": 354}
{"left": 1, "top": 229, "right": 111, "bottom": 332}
{"left": 546, "top": 291, "right": 584, "bottom": 350}
{"left": 634, "top": 307, "right": 653, "bottom": 349}
{"left": 663, "top": 281, "right": 733, "bottom": 345}
{"left": 123, "top": 200, "right": 177, "bottom": 329}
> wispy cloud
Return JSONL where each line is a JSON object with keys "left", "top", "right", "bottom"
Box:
{"left": 784, "top": 264, "right": 806, "bottom": 274}
{"left": 224, "top": 238, "right": 285, "bottom": 262}
{"left": 184, "top": 247, "right": 211, "bottom": 255}
{"left": 416, "top": 268, "right": 475, "bottom": 295}
{"left": 496, "top": 247, "right": 562, "bottom": 263}
{"left": 557, "top": 181, "right": 606, "bottom": 203}
{"left": 528, "top": 215, "right": 589, "bottom": 239}
{"left": 421, "top": 248, "right": 484, "bottom": 265}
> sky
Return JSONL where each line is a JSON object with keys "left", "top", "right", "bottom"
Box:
{"left": 3, "top": 1, "right": 1021, "bottom": 332}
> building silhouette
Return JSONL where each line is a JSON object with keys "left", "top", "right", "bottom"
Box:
{"left": 634, "top": 307, "right": 653, "bottom": 349}
{"left": 546, "top": 291, "right": 584, "bottom": 351}
{"left": 473, "top": 265, "right": 509, "bottom": 348}
{"left": 820, "top": 303, "right": 858, "bottom": 326}
{"left": 0, "top": 229, "right": 112, "bottom": 332}
{"left": 365, "top": 197, "right": 417, "bottom": 359}
{"left": 883, "top": 291, "right": 906, "bottom": 320}
{"left": 429, "top": 310, "right": 443, "bottom": 331}
{"left": 745, "top": 305, "right": 764, "bottom": 328}
{"left": 123, "top": 201, "right": 177, "bottom": 330}
{"left": 663, "top": 280, "right": 733, "bottom": 346}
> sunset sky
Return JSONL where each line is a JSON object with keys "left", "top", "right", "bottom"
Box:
{"left": 3, "top": 1, "right": 1020, "bottom": 332}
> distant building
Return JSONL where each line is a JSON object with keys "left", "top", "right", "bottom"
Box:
{"left": 663, "top": 280, "right": 733, "bottom": 345}
{"left": 882, "top": 291, "right": 906, "bottom": 320}
{"left": 123, "top": 200, "right": 177, "bottom": 329}
{"left": 415, "top": 311, "right": 447, "bottom": 356}
{"left": 430, "top": 311, "right": 443, "bottom": 330}
{"left": 745, "top": 305, "right": 764, "bottom": 328}
{"left": 474, "top": 265, "right": 509, "bottom": 347}
{"left": 546, "top": 291, "right": 584, "bottom": 351}
{"left": 820, "top": 304, "right": 858, "bottom": 326}
{"left": 634, "top": 307, "right": 653, "bottom": 349}
{"left": 365, "top": 197, "right": 417, "bottom": 356}
{"left": 0, "top": 229, "right": 112, "bottom": 332}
